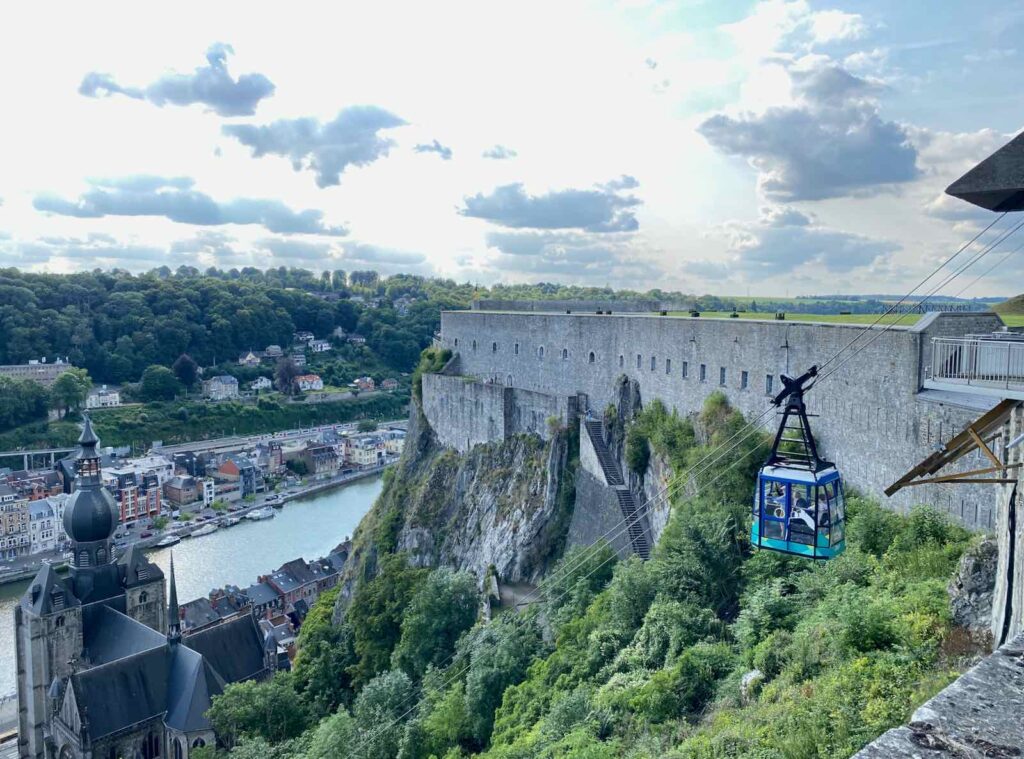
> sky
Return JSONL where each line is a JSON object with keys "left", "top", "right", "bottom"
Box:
{"left": 0, "top": 0, "right": 1022, "bottom": 296}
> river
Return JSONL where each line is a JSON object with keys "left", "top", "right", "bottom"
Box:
{"left": 0, "top": 474, "right": 382, "bottom": 699}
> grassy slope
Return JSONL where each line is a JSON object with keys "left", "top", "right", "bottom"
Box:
{"left": 666, "top": 311, "right": 923, "bottom": 325}
{"left": 0, "top": 392, "right": 409, "bottom": 453}
{"left": 995, "top": 294, "right": 1024, "bottom": 326}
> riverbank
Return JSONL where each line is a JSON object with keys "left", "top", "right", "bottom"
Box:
{"left": 0, "top": 462, "right": 393, "bottom": 588}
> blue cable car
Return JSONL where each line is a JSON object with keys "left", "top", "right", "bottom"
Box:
{"left": 751, "top": 366, "right": 846, "bottom": 559}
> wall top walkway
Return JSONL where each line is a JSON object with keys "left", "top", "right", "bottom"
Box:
{"left": 855, "top": 631, "right": 1024, "bottom": 757}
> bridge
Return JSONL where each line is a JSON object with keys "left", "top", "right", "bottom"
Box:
{"left": 0, "top": 447, "right": 76, "bottom": 470}
{"left": 925, "top": 334, "right": 1024, "bottom": 401}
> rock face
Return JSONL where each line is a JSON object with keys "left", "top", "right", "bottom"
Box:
{"left": 343, "top": 405, "right": 572, "bottom": 594}
{"left": 948, "top": 538, "right": 998, "bottom": 648}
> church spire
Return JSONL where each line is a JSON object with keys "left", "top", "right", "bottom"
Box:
{"left": 167, "top": 553, "right": 181, "bottom": 644}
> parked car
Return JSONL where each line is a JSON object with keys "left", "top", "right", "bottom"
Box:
{"left": 140, "top": 531, "right": 153, "bottom": 538}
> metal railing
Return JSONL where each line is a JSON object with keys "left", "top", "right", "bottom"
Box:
{"left": 929, "top": 336, "right": 1024, "bottom": 390}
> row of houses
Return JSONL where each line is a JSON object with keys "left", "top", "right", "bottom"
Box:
{"left": 286, "top": 428, "right": 405, "bottom": 473}
{"left": 178, "top": 543, "right": 351, "bottom": 661}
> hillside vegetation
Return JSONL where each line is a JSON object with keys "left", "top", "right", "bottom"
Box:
{"left": 995, "top": 293, "right": 1024, "bottom": 326}
{"left": 197, "top": 391, "right": 979, "bottom": 759}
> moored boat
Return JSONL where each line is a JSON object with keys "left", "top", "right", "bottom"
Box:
{"left": 155, "top": 534, "right": 181, "bottom": 548}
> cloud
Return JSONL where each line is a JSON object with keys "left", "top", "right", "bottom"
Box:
{"left": 482, "top": 145, "right": 518, "bottom": 160}
{"left": 222, "top": 105, "right": 407, "bottom": 187}
{"left": 2, "top": 233, "right": 179, "bottom": 267}
{"left": 79, "top": 43, "right": 274, "bottom": 117}
{"left": 699, "top": 59, "right": 918, "bottom": 201}
{"left": 691, "top": 205, "right": 897, "bottom": 278}
{"left": 461, "top": 179, "right": 641, "bottom": 233}
{"left": 482, "top": 229, "right": 662, "bottom": 282}
{"left": 413, "top": 139, "right": 453, "bottom": 160}
{"left": 807, "top": 9, "right": 867, "bottom": 44}
{"left": 33, "top": 176, "right": 346, "bottom": 236}
{"left": 256, "top": 237, "right": 331, "bottom": 260}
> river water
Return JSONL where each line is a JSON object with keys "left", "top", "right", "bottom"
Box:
{"left": 0, "top": 475, "right": 382, "bottom": 699}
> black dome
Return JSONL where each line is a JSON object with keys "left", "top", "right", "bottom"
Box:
{"left": 63, "top": 485, "right": 117, "bottom": 544}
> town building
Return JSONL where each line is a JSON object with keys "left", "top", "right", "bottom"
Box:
{"left": 309, "top": 339, "right": 332, "bottom": 353}
{"left": 289, "top": 349, "right": 307, "bottom": 367}
{"left": 382, "top": 429, "right": 406, "bottom": 455}
{"left": 0, "top": 358, "right": 73, "bottom": 388}
{"left": 202, "top": 374, "right": 239, "bottom": 400}
{"left": 104, "top": 467, "right": 162, "bottom": 523}
{"left": 353, "top": 376, "right": 375, "bottom": 391}
{"left": 301, "top": 444, "right": 338, "bottom": 475}
{"left": 1, "top": 486, "right": 30, "bottom": 559}
{"left": 293, "top": 331, "right": 315, "bottom": 343}
{"left": 296, "top": 374, "right": 324, "bottom": 392}
{"left": 85, "top": 385, "right": 121, "bottom": 409}
{"left": 216, "top": 456, "right": 260, "bottom": 498}
{"left": 201, "top": 477, "right": 215, "bottom": 507}
{"left": 348, "top": 436, "right": 385, "bottom": 468}
{"left": 28, "top": 500, "right": 58, "bottom": 555}
{"left": 163, "top": 475, "right": 199, "bottom": 507}
{"left": 347, "top": 333, "right": 367, "bottom": 345}
{"left": 15, "top": 418, "right": 276, "bottom": 759}
{"left": 263, "top": 344, "right": 283, "bottom": 360}
{"left": 237, "top": 350, "right": 262, "bottom": 367}
{"left": 249, "top": 376, "right": 272, "bottom": 391}
{"left": 381, "top": 378, "right": 399, "bottom": 391}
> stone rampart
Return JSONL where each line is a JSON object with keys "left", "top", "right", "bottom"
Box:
{"left": 432, "top": 310, "right": 1007, "bottom": 529}
{"left": 471, "top": 299, "right": 674, "bottom": 313}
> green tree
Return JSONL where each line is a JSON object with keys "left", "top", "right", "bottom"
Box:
{"left": 293, "top": 587, "right": 357, "bottom": 717}
{"left": 352, "top": 670, "right": 414, "bottom": 759}
{"left": 206, "top": 672, "right": 310, "bottom": 748}
{"left": 275, "top": 357, "right": 301, "bottom": 395}
{"left": 50, "top": 368, "right": 91, "bottom": 418}
{"left": 346, "top": 554, "right": 429, "bottom": 688}
{"left": 357, "top": 419, "right": 379, "bottom": 433}
{"left": 139, "top": 364, "right": 181, "bottom": 401}
{"left": 171, "top": 353, "right": 200, "bottom": 389}
{"left": 0, "top": 377, "right": 49, "bottom": 431}
{"left": 391, "top": 568, "right": 479, "bottom": 680}
{"left": 306, "top": 710, "right": 357, "bottom": 759}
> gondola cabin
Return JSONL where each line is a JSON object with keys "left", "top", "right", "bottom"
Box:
{"left": 752, "top": 464, "right": 845, "bottom": 559}
{"left": 751, "top": 366, "right": 846, "bottom": 559}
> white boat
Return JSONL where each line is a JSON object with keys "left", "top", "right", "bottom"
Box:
{"left": 155, "top": 535, "right": 181, "bottom": 548}
{"left": 191, "top": 523, "right": 219, "bottom": 537}
{"left": 245, "top": 507, "right": 275, "bottom": 521}
{"left": 225, "top": 517, "right": 240, "bottom": 527}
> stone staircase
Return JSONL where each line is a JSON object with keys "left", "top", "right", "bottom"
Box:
{"left": 584, "top": 419, "right": 651, "bottom": 560}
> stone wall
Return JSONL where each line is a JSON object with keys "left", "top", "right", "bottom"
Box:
{"left": 567, "top": 469, "right": 634, "bottom": 559}
{"left": 434, "top": 310, "right": 1007, "bottom": 529}
{"left": 992, "top": 405, "right": 1023, "bottom": 646}
{"left": 421, "top": 373, "right": 509, "bottom": 453}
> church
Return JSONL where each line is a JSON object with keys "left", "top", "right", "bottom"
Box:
{"left": 15, "top": 418, "right": 275, "bottom": 759}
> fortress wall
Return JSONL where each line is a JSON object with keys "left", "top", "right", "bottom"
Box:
{"left": 471, "top": 299, "right": 667, "bottom": 313}
{"left": 421, "top": 373, "right": 509, "bottom": 453}
{"left": 431, "top": 310, "right": 1007, "bottom": 529}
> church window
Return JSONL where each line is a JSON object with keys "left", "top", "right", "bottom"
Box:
{"left": 173, "top": 739, "right": 183, "bottom": 759}
{"left": 139, "top": 591, "right": 149, "bottom": 604}
{"left": 192, "top": 738, "right": 206, "bottom": 749}
{"left": 78, "top": 550, "right": 90, "bottom": 568}
{"left": 54, "top": 615, "right": 65, "bottom": 628}
{"left": 96, "top": 548, "right": 107, "bottom": 564}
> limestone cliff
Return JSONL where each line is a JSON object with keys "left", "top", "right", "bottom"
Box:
{"left": 341, "top": 405, "right": 575, "bottom": 598}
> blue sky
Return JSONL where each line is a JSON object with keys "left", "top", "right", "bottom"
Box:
{"left": 0, "top": 0, "right": 1021, "bottom": 295}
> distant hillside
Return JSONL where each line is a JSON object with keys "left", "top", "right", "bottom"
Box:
{"left": 995, "top": 294, "right": 1024, "bottom": 314}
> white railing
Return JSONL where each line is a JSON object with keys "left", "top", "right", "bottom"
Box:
{"left": 929, "top": 337, "right": 1024, "bottom": 390}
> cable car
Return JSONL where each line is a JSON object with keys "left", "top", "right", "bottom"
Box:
{"left": 751, "top": 366, "right": 846, "bottom": 559}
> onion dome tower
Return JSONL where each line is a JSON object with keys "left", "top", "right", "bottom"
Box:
{"left": 63, "top": 415, "right": 121, "bottom": 601}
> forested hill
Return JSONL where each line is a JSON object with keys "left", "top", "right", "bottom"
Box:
{"left": 0, "top": 268, "right": 472, "bottom": 382}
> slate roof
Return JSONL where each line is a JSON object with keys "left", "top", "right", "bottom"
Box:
{"left": 165, "top": 645, "right": 225, "bottom": 733}
{"left": 947, "top": 131, "right": 1024, "bottom": 211}
{"left": 83, "top": 604, "right": 164, "bottom": 666}
{"left": 184, "top": 615, "right": 267, "bottom": 684}
{"left": 71, "top": 647, "right": 171, "bottom": 739}
{"left": 181, "top": 597, "right": 221, "bottom": 631}
{"left": 245, "top": 581, "right": 281, "bottom": 606}
{"left": 21, "top": 563, "right": 79, "bottom": 616}
{"left": 118, "top": 544, "right": 165, "bottom": 588}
